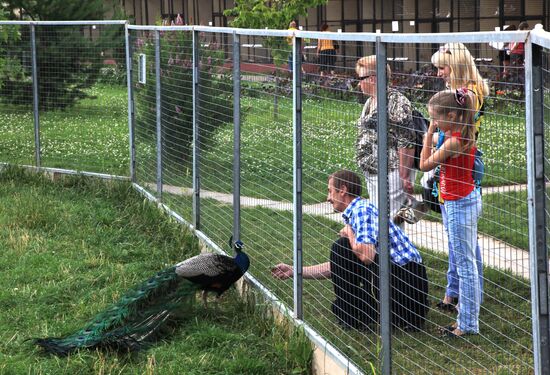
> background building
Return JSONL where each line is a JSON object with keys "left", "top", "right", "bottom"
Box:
{"left": 118, "top": 0, "right": 548, "bottom": 72}
{"left": 120, "top": 0, "right": 548, "bottom": 33}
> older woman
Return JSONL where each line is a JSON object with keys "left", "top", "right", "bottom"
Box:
{"left": 355, "top": 55, "right": 417, "bottom": 220}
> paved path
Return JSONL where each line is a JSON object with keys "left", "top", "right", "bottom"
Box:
{"left": 157, "top": 183, "right": 534, "bottom": 280}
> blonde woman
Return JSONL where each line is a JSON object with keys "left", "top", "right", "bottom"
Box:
{"left": 355, "top": 55, "right": 416, "bottom": 220}
{"left": 431, "top": 42, "right": 489, "bottom": 134}
{"left": 430, "top": 43, "right": 487, "bottom": 313}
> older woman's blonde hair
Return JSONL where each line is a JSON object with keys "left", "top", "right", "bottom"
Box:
{"left": 431, "top": 42, "right": 489, "bottom": 97}
{"left": 355, "top": 55, "right": 391, "bottom": 79}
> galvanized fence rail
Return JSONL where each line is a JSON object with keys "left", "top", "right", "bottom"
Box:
{"left": 1, "top": 20, "right": 549, "bottom": 374}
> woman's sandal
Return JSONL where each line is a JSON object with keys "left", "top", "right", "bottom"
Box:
{"left": 435, "top": 297, "right": 458, "bottom": 313}
{"left": 441, "top": 328, "right": 477, "bottom": 338}
{"left": 439, "top": 323, "right": 477, "bottom": 338}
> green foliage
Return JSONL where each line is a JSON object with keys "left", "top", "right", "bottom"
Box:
{"left": 134, "top": 31, "right": 233, "bottom": 165}
{"left": 1, "top": 0, "right": 105, "bottom": 21}
{"left": 0, "top": 1, "right": 126, "bottom": 110}
{"left": 224, "top": 0, "right": 327, "bottom": 66}
{"left": 98, "top": 64, "right": 127, "bottom": 85}
{"left": 0, "top": 8, "right": 21, "bottom": 90}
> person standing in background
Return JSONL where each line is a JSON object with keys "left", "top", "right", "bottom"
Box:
{"left": 317, "top": 23, "right": 337, "bottom": 76}
{"left": 287, "top": 20, "right": 298, "bottom": 72}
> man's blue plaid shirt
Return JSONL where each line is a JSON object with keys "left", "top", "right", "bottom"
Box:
{"left": 342, "top": 197, "right": 422, "bottom": 266}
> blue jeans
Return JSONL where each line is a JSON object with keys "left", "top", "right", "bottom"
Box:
{"left": 444, "top": 189, "right": 482, "bottom": 333}
{"left": 441, "top": 205, "right": 484, "bottom": 300}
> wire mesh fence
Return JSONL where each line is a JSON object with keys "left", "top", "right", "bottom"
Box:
{"left": 1, "top": 21, "right": 550, "bottom": 374}
{"left": 127, "top": 26, "right": 548, "bottom": 374}
{"left": 0, "top": 21, "right": 128, "bottom": 174}
{"left": 0, "top": 23, "right": 35, "bottom": 166}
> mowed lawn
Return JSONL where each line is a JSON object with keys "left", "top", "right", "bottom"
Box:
{"left": 0, "top": 167, "right": 312, "bottom": 375}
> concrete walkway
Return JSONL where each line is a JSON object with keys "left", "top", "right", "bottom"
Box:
{"left": 157, "top": 183, "right": 534, "bottom": 280}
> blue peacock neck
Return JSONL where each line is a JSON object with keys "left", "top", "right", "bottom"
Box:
{"left": 234, "top": 251, "right": 250, "bottom": 274}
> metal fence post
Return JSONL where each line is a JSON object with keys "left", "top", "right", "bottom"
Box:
{"left": 233, "top": 31, "right": 241, "bottom": 243}
{"left": 155, "top": 30, "right": 163, "bottom": 199}
{"left": 125, "top": 23, "right": 136, "bottom": 182}
{"left": 376, "top": 37, "right": 391, "bottom": 375}
{"left": 192, "top": 29, "right": 201, "bottom": 230}
{"left": 525, "top": 39, "right": 550, "bottom": 375}
{"left": 30, "top": 23, "right": 41, "bottom": 168}
{"left": 293, "top": 35, "right": 303, "bottom": 320}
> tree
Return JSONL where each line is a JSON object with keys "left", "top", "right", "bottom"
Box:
{"left": 0, "top": 1, "right": 124, "bottom": 109}
{"left": 1, "top": 0, "right": 105, "bottom": 21}
{"left": 0, "top": 8, "right": 22, "bottom": 91}
{"left": 224, "top": 0, "right": 327, "bottom": 66}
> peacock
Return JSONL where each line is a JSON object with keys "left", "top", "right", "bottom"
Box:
{"left": 33, "top": 240, "right": 250, "bottom": 356}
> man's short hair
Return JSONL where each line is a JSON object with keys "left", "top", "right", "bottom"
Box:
{"left": 329, "top": 170, "right": 362, "bottom": 198}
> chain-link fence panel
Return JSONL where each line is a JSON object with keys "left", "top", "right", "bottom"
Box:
{"left": 0, "top": 23, "right": 38, "bottom": 166}
{"left": 0, "top": 21, "right": 128, "bottom": 175}
{"left": 388, "top": 40, "right": 533, "bottom": 374}
{"left": 127, "top": 26, "right": 547, "bottom": 374}
{"left": 131, "top": 28, "right": 158, "bottom": 196}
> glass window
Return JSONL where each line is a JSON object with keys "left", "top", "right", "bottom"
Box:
{"left": 503, "top": 0, "right": 522, "bottom": 16}
{"left": 437, "top": 0, "right": 452, "bottom": 19}
{"left": 479, "top": 0, "right": 499, "bottom": 17}
{"left": 525, "top": 0, "right": 543, "bottom": 16}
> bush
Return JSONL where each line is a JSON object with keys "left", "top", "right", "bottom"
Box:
{"left": 98, "top": 64, "right": 126, "bottom": 85}
{"left": 133, "top": 30, "right": 233, "bottom": 165}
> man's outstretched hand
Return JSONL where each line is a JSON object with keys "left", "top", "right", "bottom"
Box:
{"left": 271, "top": 263, "right": 293, "bottom": 279}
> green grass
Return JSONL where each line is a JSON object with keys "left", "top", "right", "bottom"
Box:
{"left": 164, "top": 192, "right": 534, "bottom": 374}
{"left": 0, "top": 84, "right": 129, "bottom": 175}
{"left": 0, "top": 167, "right": 312, "bottom": 375}
{"left": 0, "top": 82, "right": 528, "bottom": 203}
{"left": 188, "top": 87, "right": 528, "bottom": 203}
{"left": 1, "top": 80, "right": 531, "bottom": 251}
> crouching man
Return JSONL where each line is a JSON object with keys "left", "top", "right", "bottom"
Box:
{"left": 272, "top": 170, "right": 429, "bottom": 330}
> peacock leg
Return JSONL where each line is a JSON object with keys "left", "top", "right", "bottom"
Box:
{"left": 215, "top": 295, "right": 222, "bottom": 312}
{"left": 202, "top": 290, "right": 208, "bottom": 309}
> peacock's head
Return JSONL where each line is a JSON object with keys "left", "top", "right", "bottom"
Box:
{"left": 233, "top": 240, "right": 244, "bottom": 252}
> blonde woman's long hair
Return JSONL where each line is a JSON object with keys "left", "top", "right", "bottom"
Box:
{"left": 431, "top": 42, "right": 489, "bottom": 97}
{"left": 428, "top": 89, "right": 477, "bottom": 151}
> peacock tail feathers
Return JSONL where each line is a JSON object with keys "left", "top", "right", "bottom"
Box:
{"left": 34, "top": 239, "right": 250, "bottom": 356}
{"left": 34, "top": 266, "right": 200, "bottom": 356}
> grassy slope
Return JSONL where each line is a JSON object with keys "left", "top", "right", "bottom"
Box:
{"left": 0, "top": 167, "right": 312, "bottom": 375}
